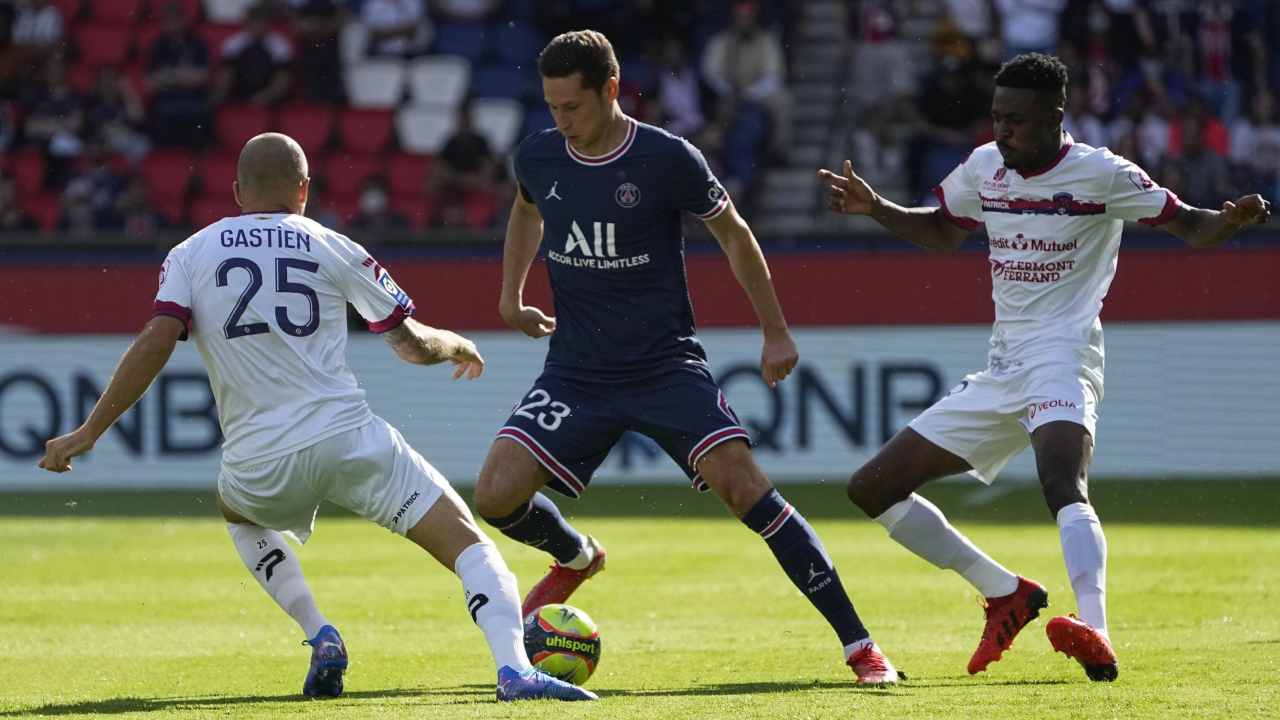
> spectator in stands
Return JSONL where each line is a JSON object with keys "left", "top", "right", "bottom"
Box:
{"left": 146, "top": 2, "right": 212, "bottom": 147}
{"left": 0, "top": 99, "right": 15, "bottom": 150}
{"left": 213, "top": 4, "right": 293, "bottom": 106}
{"left": 23, "top": 57, "right": 83, "bottom": 188}
{"left": 1063, "top": 83, "right": 1107, "bottom": 149}
{"left": 288, "top": 0, "right": 345, "bottom": 104}
{"left": 906, "top": 29, "right": 989, "bottom": 203}
{"left": 995, "top": 0, "right": 1067, "bottom": 59}
{"left": 10, "top": 0, "right": 63, "bottom": 63}
{"left": 702, "top": 0, "right": 791, "bottom": 161}
{"left": 1230, "top": 89, "right": 1280, "bottom": 201}
{"left": 1172, "top": 94, "right": 1229, "bottom": 158}
{"left": 115, "top": 176, "right": 168, "bottom": 238}
{"left": 304, "top": 176, "right": 342, "bottom": 228}
{"left": 0, "top": 5, "right": 24, "bottom": 99}
{"left": 431, "top": 100, "right": 499, "bottom": 229}
{"left": 847, "top": 1, "right": 917, "bottom": 184}
{"left": 655, "top": 37, "right": 705, "bottom": 139}
{"left": 0, "top": 172, "right": 38, "bottom": 231}
{"left": 1168, "top": 114, "right": 1235, "bottom": 208}
{"left": 361, "top": 0, "right": 432, "bottom": 58}
{"left": 431, "top": 0, "right": 499, "bottom": 22}
{"left": 85, "top": 67, "right": 150, "bottom": 161}
{"left": 61, "top": 140, "right": 125, "bottom": 227}
{"left": 350, "top": 175, "right": 407, "bottom": 231}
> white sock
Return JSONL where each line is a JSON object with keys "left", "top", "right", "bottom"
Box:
{"left": 227, "top": 523, "right": 329, "bottom": 639}
{"left": 1057, "top": 502, "right": 1108, "bottom": 638}
{"left": 843, "top": 637, "right": 875, "bottom": 660}
{"left": 876, "top": 494, "right": 1020, "bottom": 598}
{"left": 454, "top": 542, "right": 533, "bottom": 673}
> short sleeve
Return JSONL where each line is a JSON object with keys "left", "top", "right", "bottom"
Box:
{"left": 511, "top": 140, "right": 534, "bottom": 203}
{"left": 673, "top": 140, "right": 730, "bottom": 221}
{"left": 1101, "top": 150, "right": 1182, "bottom": 226}
{"left": 154, "top": 244, "right": 193, "bottom": 340}
{"left": 932, "top": 159, "right": 982, "bottom": 231}
{"left": 331, "top": 234, "right": 416, "bottom": 333}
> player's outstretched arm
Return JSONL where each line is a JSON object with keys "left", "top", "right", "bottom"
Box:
{"left": 1163, "top": 194, "right": 1271, "bottom": 248}
{"left": 818, "top": 159, "right": 971, "bottom": 252}
{"left": 704, "top": 202, "right": 799, "bottom": 387}
{"left": 498, "top": 192, "right": 556, "bottom": 339}
{"left": 39, "top": 316, "right": 184, "bottom": 473}
{"left": 383, "top": 317, "right": 485, "bottom": 379}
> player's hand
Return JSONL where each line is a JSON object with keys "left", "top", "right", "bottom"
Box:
{"left": 818, "top": 160, "right": 878, "bottom": 215}
{"left": 1222, "top": 194, "right": 1271, "bottom": 226}
{"left": 761, "top": 329, "right": 799, "bottom": 388}
{"left": 450, "top": 338, "right": 485, "bottom": 380}
{"left": 38, "top": 427, "right": 96, "bottom": 473}
{"left": 501, "top": 304, "right": 556, "bottom": 339}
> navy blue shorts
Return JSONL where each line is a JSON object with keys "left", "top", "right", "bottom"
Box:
{"left": 496, "top": 365, "right": 750, "bottom": 498}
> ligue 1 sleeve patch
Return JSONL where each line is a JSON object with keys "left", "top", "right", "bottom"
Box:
{"left": 363, "top": 256, "right": 414, "bottom": 310}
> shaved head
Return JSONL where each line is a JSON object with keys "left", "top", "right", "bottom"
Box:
{"left": 236, "top": 133, "right": 309, "bottom": 211}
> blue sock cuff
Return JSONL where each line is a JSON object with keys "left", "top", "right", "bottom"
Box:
{"left": 742, "top": 489, "right": 792, "bottom": 536}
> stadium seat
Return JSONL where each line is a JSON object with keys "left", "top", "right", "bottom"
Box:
{"left": 153, "top": 196, "right": 186, "bottom": 225}
{"left": 50, "top": 0, "right": 82, "bottom": 22}
{"left": 91, "top": 0, "right": 145, "bottom": 23}
{"left": 395, "top": 106, "right": 455, "bottom": 154}
{"left": 66, "top": 62, "right": 97, "bottom": 94}
{"left": 386, "top": 153, "right": 434, "bottom": 196}
{"left": 214, "top": 104, "right": 271, "bottom": 149}
{"left": 471, "top": 64, "right": 525, "bottom": 101}
{"left": 391, "top": 191, "right": 434, "bottom": 230}
{"left": 344, "top": 59, "right": 406, "bottom": 109}
{"left": 198, "top": 152, "right": 238, "bottom": 196}
{"left": 7, "top": 150, "right": 46, "bottom": 196}
{"left": 493, "top": 24, "right": 544, "bottom": 66}
{"left": 407, "top": 56, "right": 469, "bottom": 110}
{"left": 141, "top": 149, "right": 196, "bottom": 204}
{"left": 199, "top": 23, "right": 241, "bottom": 63}
{"left": 147, "top": 0, "right": 201, "bottom": 23}
{"left": 24, "top": 192, "right": 61, "bottom": 232}
{"left": 433, "top": 23, "right": 490, "bottom": 63}
{"left": 472, "top": 98, "right": 523, "bottom": 154}
{"left": 189, "top": 197, "right": 239, "bottom": 227}
{"left": 75, "top": 25, "right": 133, "bottom": 66}
{"left": 275, "top": 103, "right": 335, "bottom": 151}
{"left": 202, "top": 0, "right": 254, "bottom": 23}
{"left": 328, "top": 192, "right": 359, "bottom": 225}
{"left": 337, "top": 108, "right": 394, "bottom": 153}
{"left": 322, "top": 153, "right": 384, "bottom": 196}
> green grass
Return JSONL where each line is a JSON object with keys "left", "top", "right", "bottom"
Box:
{"left": 2, "top": 481, "right": 1277, "bottom": 719}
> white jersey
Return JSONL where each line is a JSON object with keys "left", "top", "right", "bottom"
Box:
{"left": 935, "top": 134, "right": 1181, "bottom": 377}
{"left": 154, "top": 212, "right": 415, "bottom": 466}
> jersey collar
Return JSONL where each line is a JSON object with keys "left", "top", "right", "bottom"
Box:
{"left": 565, "top": 118, "right": 637, "bottom": 167}
{"left": 1013, "top": 132, "right": 1074, "bottom": 179}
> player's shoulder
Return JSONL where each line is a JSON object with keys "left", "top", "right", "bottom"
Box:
{"left": 963, "top": 141, "right": 1003, "bottom": 169}
{"left": 632, "top": 119, "right": 698, "bottom": 156}
{"left": 1070, "top": 141, "right": 1136, "bottom": 171}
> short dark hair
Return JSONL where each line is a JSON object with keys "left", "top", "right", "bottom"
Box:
{"left": 537, "top": 30, "right": 619, "bottom": 92}
{"left": 995, "top": 53, "right": 1068, "bottom": 104}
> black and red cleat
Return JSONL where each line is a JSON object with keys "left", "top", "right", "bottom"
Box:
{"left": 520, "top": 536, "right": 607, "bottom": 619}
{"left": 1046, "top": 614, "right": 1118, "bottom": 681}
{"left": 967, "top": 576, "right": 1049, "bottom": 675}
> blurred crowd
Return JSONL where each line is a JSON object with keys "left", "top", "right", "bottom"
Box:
{"left": 0, "top": 0, "right": 795, "bottom": 239}
{"left": 851, "top": 0, "right": 1280, "bottom": 210}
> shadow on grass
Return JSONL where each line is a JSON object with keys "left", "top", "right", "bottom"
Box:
{"left": 603, "top": 679, "right": 901, "bottom": 698}
{"left": 0, "top": 687, "right": 490, "bottom": 716}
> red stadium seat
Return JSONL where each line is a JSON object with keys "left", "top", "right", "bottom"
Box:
{"left": 50, "top": 0, "right": 83, "bottom": 22}
{"left": 153, "top": 196, "right": 186, "bottom": 225}
{"left": 328, "top": 192, "right": 359, "bottom": 226}
{"left": 91, "top": 0, "right": 145, "bottom": 23}
{"left": 275, "top": 104, "right": 335, "bottom": 152}
{"left": 66, "top": 62, "right": 97, "bottom": 95}
{"left": 141, "top": 149, "right": 195, "bottom": 204}
{"left": 198, "top": 152, "right": 238, "bottom": 196}
{"left": 147, "top": 0, "right": 201, "bottom": 23}
{"left": 75, "top": 25, "right": 134, "bottom": 66}
{"left": 337, "top": 108, "right": 394, "bottom": 154}
{"left": 23, "top": 193, "right": 62, "bottom": 232}
{"left": 392, "top": 191, "right": 435, "bottom": 230}
{"left": 7, "top": 150, "right": 46, "bottom": 196}
{"left": 322, "top": 153, "right": 384, "bottom": 196}
{"left": 386, "top": 153, "right": 433, "bottom": 195}
{"left": 214, "top": 104, "right": 271, "bottom": 149}
{"left": 199, "top": 23, "right": 241, "bottom": 63}
{"left": 189, "top": 197, "right": 239, "bottom": 227}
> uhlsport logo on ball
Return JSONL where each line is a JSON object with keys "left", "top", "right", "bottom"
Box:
{"left": 523, "top": 604, "right": 602, "bottom": 685}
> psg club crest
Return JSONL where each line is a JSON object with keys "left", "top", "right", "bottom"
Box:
{"left": 615, "top": 182, "right": 640, "bottom": 208}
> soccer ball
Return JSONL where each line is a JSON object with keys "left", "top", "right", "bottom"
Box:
{"left": 523, "top": 603, "right": 602, "bottom": 685}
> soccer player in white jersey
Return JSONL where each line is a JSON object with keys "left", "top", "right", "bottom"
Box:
{"left": 37, "top": 133, "right": 596, "bottom": 702}
{"left": 819, "top": 54, "right": 1270, "bottom": 681}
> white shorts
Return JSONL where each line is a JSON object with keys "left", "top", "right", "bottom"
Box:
{"left": 909, "top": 362, "right": 1101, "bottom": 484}
{"left": 218, "top": 416, "right": 448, "bottom": 543}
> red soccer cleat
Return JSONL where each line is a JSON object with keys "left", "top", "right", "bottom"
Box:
{"left": 967, "top": 576, "right": 1049, "bottom": 675}
{"left": 1046, "top": 614, "right": 1118, "bottom": 681}
{"left": 521, "top": 536, "right": 607, "bottom": 619}
{"left": 846, "top": 642, "right": 901, "bottom": 685}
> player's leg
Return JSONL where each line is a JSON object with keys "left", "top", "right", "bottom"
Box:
{"left": 696, "top": 439, "right": 898, "bottom": 683}
{"left": 1031, "top": 420, "right": 1118, "bottom": 681}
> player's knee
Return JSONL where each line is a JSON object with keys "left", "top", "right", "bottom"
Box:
{"left": 698, "top": 440, "right": 771, "bottom": 516}
{"left": 846, "top": 467, "right": 881, "bottom": 516}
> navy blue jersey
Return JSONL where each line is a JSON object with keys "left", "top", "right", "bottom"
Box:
{"left": 513, "top": 118, "right": 730, "bottom": 382}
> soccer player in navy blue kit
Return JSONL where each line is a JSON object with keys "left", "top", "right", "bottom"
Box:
{"left": 471, "top": 30, "right": 899, "bottom": 685}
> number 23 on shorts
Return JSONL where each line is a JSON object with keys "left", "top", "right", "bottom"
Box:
{"left": 513, "top": 388, "right": 572, "bottom": 431}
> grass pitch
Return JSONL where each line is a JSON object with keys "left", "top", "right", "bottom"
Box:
{"left": 2, "top": 480, "right": 1277, "bottom": 719}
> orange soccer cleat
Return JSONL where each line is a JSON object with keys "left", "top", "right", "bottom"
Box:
{"left": 520, "top": 536, "right": 607, "bottom": 619}
{"left": 1046, "top": 614, "right": 1118, "bottom": 681}
{"left": 967, "top": 577, "right": 1049, "bottom": 675}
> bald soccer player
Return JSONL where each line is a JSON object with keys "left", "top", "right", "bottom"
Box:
{"left": 38, "top": 133, "right": 596, "bottom": 703}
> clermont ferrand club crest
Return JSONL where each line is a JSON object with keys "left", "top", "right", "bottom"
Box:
{"left": 615, "top": 182, "right": 641, "bottom": 208}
